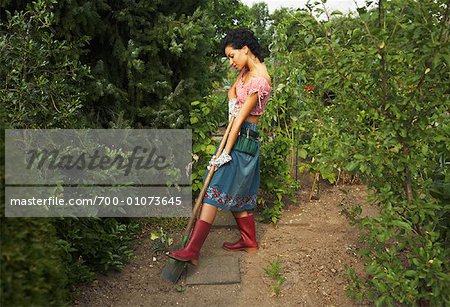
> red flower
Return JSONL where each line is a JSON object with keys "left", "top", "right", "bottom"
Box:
{"left": 218, "top": 199, "right": 223, "bottom": 203}
{"left": 304, "top": 85, "right": 314, "bottom": 91}
{"left": 213, "top": 194, "right": 217, "bottom": 198}
{"left": 212, "top": 188, "right": 216, "bottom": 192}
{"left": 205, "top": 193, "right": 208, "bottom": 197}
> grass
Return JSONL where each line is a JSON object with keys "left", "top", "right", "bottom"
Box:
{"left": 264, "top": 257, "right": 287, "bottom": 296}
{"left": 141, "top": 217, "right": 188, "bottom": 232}
{"left": 140, "top": 217, "right": 188, "bottom": 254}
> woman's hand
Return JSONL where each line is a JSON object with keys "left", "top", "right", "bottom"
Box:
{"left": 207, "top": 151, "right": 232, "bottom": 171}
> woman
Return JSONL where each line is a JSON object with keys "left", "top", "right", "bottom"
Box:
{"left": 168, "top": 29, "right": 272, "bottom": 265}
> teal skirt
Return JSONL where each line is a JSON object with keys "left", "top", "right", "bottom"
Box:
{"left": 202, "top": 121, "right": 260, "bottom": 212}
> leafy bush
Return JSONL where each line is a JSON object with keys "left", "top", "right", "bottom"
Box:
{"left": 1, "top": 3, "right": 141, "bottom": 305}
{"left": 267, "top": 0, "right": 450, "bottom": 304}
{"left": 258, "top": 132, "right": 296, "bottom": 223}
{"left": 53, "top": 218, "right": 140, "bottom": 285}
{"left": 191, "top": 94, "right": 227, "bottom": 193}
{"left": 0, "top": 0, "right": 90, "bottom": 129}
{"left": 0, "top": 218, "right": 69, "bottom": 306}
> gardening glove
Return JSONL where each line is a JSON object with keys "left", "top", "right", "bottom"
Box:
{"left": 207, "top": 151, "right": 232, "bottom": 171}
{"left": 228, "top": 98, "right": 240, "bottom": 120}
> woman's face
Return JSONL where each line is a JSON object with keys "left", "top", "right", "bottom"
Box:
{"left": 224, "top": 45, "right": 248, "bottom": 71}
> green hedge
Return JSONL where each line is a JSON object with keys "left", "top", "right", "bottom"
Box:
{"left": 1, "top": 218, "right": 69, "bottom": 306}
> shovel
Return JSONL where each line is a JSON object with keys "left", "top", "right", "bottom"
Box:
{"left": 161, "top": 117, "right": 236, "bottom": 283}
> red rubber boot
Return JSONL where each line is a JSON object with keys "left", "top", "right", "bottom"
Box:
{"left": 168, "top": 219, "right": 211, "bottom": 265}
{"left": 222, "top": 214, "right": 258, "bottom": 253}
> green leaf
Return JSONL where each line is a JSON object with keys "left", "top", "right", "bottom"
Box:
{"left": 405, "top": 270, "right": 416, "bottom": 277}
{"left": 375, "top": 295, "right": 387, "bottom": 307}
{"left": 150, "top": 231, "right": 159, "bottom": 241}
{"left": 391, "top": 220, "right": 412, "bottom": 231}
{"left": 299, "top": 148, "right": 307, "bottom": 159}
{"left": 206, "top": 145, "right": 216, "bottom": 154}
{"left": 331, "top": 10, "right": 343, "bottom": 15}
{"left": 175, "top": 285, "right": 186, "bottom": 292}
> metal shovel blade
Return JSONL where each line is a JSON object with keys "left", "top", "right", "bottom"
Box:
{"left": 160, "top": 257, "right": 187, "bottom": 283}
{"left": 160, "top": 235, "right": 189, "bottom": 283}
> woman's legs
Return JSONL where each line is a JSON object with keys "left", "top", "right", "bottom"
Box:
{"left": 232, "top": 210, "right": 250, "bottom": 218}
{"left": 167, "top": 203, "right": 217, "bottom": 265}
{"left": 199, "top": 203, "right": 218, "bottom": 223}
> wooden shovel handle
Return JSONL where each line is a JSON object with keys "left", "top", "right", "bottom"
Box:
{"left": 182, "top": 117, "right": 235, "bottom": 237}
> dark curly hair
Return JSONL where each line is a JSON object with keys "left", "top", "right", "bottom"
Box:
{"left": 221, "top": 29, "right": 267, "bottom": 63}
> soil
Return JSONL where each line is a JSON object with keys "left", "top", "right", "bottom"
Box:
{"left": 73, "top": 179, "right": 377, "bottom": 307}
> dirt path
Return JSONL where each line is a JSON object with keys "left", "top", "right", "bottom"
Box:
{"left": 74, "top": 183, "right": 374, "bottom": 306}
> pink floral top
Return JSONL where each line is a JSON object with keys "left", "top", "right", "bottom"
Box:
{"left": 235, "top": 67, "right": 272, "bottom": 116}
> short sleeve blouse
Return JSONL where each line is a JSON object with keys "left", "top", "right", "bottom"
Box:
{"left": 235, "top": 68, "right": 272, "bottom": 116}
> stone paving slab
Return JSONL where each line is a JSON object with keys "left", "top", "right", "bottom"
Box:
{"left": 185, "top": 255, "right": 240, "bottom": 285}
{"left": 212, "top": 210, "right": 237, "bottom": 228}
